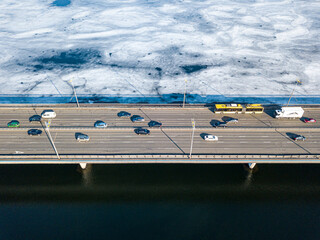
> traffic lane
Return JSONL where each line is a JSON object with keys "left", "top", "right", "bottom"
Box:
{"left": 0, "top": 108, "right": 214, "bottom": 128}
{"left": 1, "top": 108, "right": 320, "bottom": 128}
{"left": 46, "top": 130, "right": 320, "bottom": 155}
{"left": 0, "top": 108, "right": 320, "bottom": 129}
{"left": 1, "top": 130, "right": 319, "bottom": 155}
{"left": 0, "top": 131, "right": 56, "bottom": 154}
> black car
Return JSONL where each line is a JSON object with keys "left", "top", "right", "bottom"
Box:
{"left": 29, "top": 115, "right": 41, "bottom": 122}
{"left": 213, "top": 121, "right": 227, "bottom": 128}
{"left": 117, "top": 111, "right": 131, "bottom": 118}
{"left": 28, "top": 129, "right": 42, "bottom": 136}
{"left": 134, "top": 128, "right": 150, "bottom": 135}
{"left": 148, "top": 121, "right": 162, "bottom": 128}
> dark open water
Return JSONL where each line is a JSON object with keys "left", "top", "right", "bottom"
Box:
{"left": 0, "top": 164, "right": 320, "bottom": 240}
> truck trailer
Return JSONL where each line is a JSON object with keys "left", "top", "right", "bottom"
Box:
{"left": 274, "top": 107, "right": 304, "bottom": 119}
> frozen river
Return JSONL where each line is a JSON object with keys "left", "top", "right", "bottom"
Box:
{"left": 0, "top": 0, "right": 319, "bottom": 104}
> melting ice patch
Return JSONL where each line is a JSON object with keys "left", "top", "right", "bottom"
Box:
{"left": 52, "top": 0, "right": 71, "bottom": 7}
{"left": 0, "top": 0, "right": 320, "bottom": 103}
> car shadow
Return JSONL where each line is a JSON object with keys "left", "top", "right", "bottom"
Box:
{"left": 286, "top": 132, "right": 298, "bottom": 140}
{"left": 75, "top": 132, "right": 84, "bottom": 139}
{"left": 264, "top": 104, "right": 282, "bottom": 118}
{"left": 300, "top": 117, "right": 308, "bottom": 123}
{"left": 222, "top": 116, "right": 233, "bottom": 122}
{"left": 200, "top": 133, "right": 209, "bottom": 140}
{"left": 210, "top": 119, "right": 220, "bottom": 127}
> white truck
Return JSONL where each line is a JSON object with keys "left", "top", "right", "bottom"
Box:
{"left": 274, "top": 107, "right": 304, "bottom": 119}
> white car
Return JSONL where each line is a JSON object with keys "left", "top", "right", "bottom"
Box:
{"left": 204, "top": 135, "right": 218, "bottom": 141}
{"left": 41, "top": 110, "right": 56, "bottom": 119}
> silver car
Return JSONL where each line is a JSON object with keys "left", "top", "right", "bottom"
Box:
{"left": 131, "top": 115, "right": 145, "bottom": 123}
{"left": 94, "top": 121, "right": 107, "bottom": 128}
{"left": 77, "top": 134, "right": 90, "bottom": 142}
{"left": 226, "top": 118, "right": 238, "bottom": 123}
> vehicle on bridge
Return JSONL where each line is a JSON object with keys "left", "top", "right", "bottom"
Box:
{"left": 76, "top": 134, "right": 90, "bottom": 142}
{"left": 204, "top": 135, "right": 218, "bottom": 141}
{"left": 214, "top": 104, "right": 243, "bottom": 114}
{"left": 117, "top": 111, "right": 131, "bottom": 118}
{"left": 29, "top": 115, "right": 41, "bottom": 122}
{"left": 245, "top": 104, "right": 264, "bottom": 114}
{"left": 94, "top": 121, "right": 107, "bottom": 128}
{"left": 274, "top": 107, "right": 304, "bottom": 119}
{"left": 303, "top": 118, "right": 316, "bottom": 123}
{"left": 28, "top": 129, "right": 42, "bottom": 136}
{"left": 41, "top": 110, "right": 56, "bottom": 119}
{"left": 131, "top": 115, "right": 145, "bottom": 123}
{"left": 215, "top": 103, "right": 264, "bottom": 114}
{"left": 213, "top": 121, "right": 227, "bottom": 128}
{"left": 292, "top": 135, "right": 306, "bottom": 141}
{"left": 7, "top": 120, "right": 20, "bottom": 128}
{"left": 148, "top": 121, "right": 162, "bottom": 128}
{"left": 225, "top": 118, "right": 238, "bottom": 123}
{"left": 134, "top": 128, "right": 150, "bottom": 135}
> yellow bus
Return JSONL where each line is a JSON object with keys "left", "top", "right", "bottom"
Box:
{"left": 214, "top": 104, "right": 243, "bottom": 114}
{"left": 245, "top": 104, "right": 264, "bottom": 114}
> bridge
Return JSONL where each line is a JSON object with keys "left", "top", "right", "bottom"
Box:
{"left": 0, "top": 104, "right": 319, "bottom": 169}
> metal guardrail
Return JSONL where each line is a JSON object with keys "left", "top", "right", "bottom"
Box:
{"left": 0, "top": 154, "right": 319, "bottom": 163}
{"left": 1, "top": 103, "right": 320, "bottom": 110}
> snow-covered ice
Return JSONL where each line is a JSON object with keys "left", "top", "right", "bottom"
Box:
{"left": 0, "top": 0, "right": 320, "bottom": 104}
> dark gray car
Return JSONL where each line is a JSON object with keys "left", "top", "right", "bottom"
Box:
{"left": 29, "top": 115, "right": 41, "bottom": 122}
{"left": 134, "top": 128, "right": 150, "bottom": 135}
{"left": 28, "top": 129, "right": 42, "bottom": 136}
{"left": 117, "top": 111, "right": 131, "bottom": 118}
{"left": 213, "top": 122, "right": 227, "bottom": 128}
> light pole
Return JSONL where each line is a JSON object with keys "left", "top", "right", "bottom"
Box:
{"left": 69, "top": 79, "right": 80, "bottom": 108}
{"left": 45, "top": 120, "right": 60, "bottom": 159}
{"left": 287, "top": 79, "right": 301, "bottom": 106}
{"left": 183, "top": 79, "right": 187, "bottom": 108}
{"left": 189, "top": 119, "right": 195, "bottom": 159}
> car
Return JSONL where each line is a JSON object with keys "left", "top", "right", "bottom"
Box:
{"left": 7, "top": 120, "right": 20, "bottom": 128}
{"left": 204, "top": 135, "right": 218, "bottom": 141}
{"left": 94, "top": 121, "right": 107, "bottom": 128}
{"left": 29, "top": 115, "right": 41, "bottom": 122}
{"left": 226, "top": 118, "right": 238, "bottom": 123}
{"left": 148, "top": 121, "right": 162, "bottom": 128}
{"left": 41, "top": 110, "right": 56, "bottom": 119}
{"left": 293, "top": 135, "right": 306, "bottom": 141}
{"left": 77, "top": 134, "right": 90, "bottom": 142}
{"left": 28, "top": 129, "right": 42, "bottom": 136}
{"left": 213, "top": 122, "right": 227, "bottom": 128}
{"left": 134, "top": 128, "right": 150, "bottom": 135}
{"left": 303, "top": 118, "right": 316, "bottom": 123}
{"left": 131, "top": 115, "right": 145, "bottom": 123}
{"left": 117, "top": 111, "right": 131, "bottom": 118}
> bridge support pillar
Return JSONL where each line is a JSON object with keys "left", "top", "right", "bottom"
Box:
{"left": 248, "top": 163, "right": 256, "bottom": 169}
{"left": 79, "top": 163, "right": 87, "bottom": 170}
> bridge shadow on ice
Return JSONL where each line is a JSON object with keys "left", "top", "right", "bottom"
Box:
{"left": 1, "top": 93, "right": 320, "bottom": 104}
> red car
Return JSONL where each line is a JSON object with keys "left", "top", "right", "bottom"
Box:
{"left": 303, "top": 118, "right": 316, "bottom": 123}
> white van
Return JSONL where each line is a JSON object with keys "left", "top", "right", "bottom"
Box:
{"left": 41, "top": 110, "right": 56, "bottom": 119}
